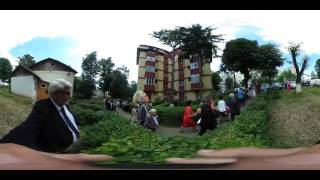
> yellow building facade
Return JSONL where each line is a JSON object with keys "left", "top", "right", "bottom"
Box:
{"left": 136, "top": 45, "right": 213, "bottom": 102}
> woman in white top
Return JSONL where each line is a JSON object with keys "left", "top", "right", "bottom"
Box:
{"left": 217, "top": 95, "right": 227, "bottom": 123}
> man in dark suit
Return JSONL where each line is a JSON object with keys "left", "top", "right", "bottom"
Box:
{"left": 0, "top": 79, "right": 80, "bottom": 153}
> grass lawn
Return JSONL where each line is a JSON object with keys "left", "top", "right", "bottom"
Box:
{"left": 0, "top": 87, "right": 32, "bottom": 138}
{"left": 268, "top": 87, "right": 320, "bottom": 148}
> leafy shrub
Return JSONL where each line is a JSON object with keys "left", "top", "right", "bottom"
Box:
{"left": 156, "top": 106, "right": 184, "bottom": 127}
{"left": 76, "top": 103, "right": 102, "bottom": 111}
{"left": 72, "top": 106, "right": 104, "bottom": 126}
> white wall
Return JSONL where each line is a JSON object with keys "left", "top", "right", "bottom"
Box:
{"left": 33, "top": 71, "right": 75, "bottom": 96}
{"left": 11, "top": 76, "right": 36, "bottom": 99}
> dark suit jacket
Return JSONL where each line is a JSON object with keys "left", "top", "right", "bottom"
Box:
{"left": 0, "top": 98, "right": 79, "bottom": 153}
{"left": 200, "top": 104, "right": 216, "bottom": 130}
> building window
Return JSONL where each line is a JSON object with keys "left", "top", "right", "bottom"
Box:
{"left": 145, "top": 66, "right": 155, "bottom": 72}
{"left": 179, "top": 81, "right": 184, "bottom": 86}
{"left": 190, "top": 62, "right": 199, "bottom": 69}
{"left": 190, "top": 74, "right": 200, "bottom": 83}
{"left": 41, "top": 83, "right": 46, "bottom": 88}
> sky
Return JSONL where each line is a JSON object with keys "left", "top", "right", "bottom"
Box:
{"left": 1, "top": 10, "right": 320, "bottom": 82}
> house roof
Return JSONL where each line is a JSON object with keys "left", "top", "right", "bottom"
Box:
{"left": 12, "top": 64, "right": 49, "bottom": 83}
{"left": 29, "top": 58, "right": 78, "bottom": 74}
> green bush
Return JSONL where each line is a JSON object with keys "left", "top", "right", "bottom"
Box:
{"left": 72, "top": 105, "right": 104, "bottom": 126}
{"left": 69, "top": 92, "right": 272, "bottom": 164}
{"left": 233, "top": 110, "right": 268, "bottom": 136}
{"left": 156, "top": 106, "right": 184, "bottom": 127}
{"left": 76, "top": 102, "right": 102, "bottom": 111}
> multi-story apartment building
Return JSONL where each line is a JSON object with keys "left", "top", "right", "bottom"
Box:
{"left": 136, "top": 45, "right": 213, "bottom": 102}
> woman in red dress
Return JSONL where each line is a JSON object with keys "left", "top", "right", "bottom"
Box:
{"left": 179, "top": 101, "right": 196, "bottom": 133}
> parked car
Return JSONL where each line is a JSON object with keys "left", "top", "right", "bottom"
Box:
{"left": 310, "top": 79, "right": 320, "bottom": 86}
{"left": 302, "top": 80, "right": 310, "bottom": 86}
{"left": 289, "top": 81, "right": 296, "bottom": 89}
{"left": 0, "top": 82, "right": 8, "bottom": 87}
{"left": 272, "top": 82, "right": 283, "bottom": 90}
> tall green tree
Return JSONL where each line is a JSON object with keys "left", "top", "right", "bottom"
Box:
{"left": 81, "top": 51, "right": 99, "bottom": 98}
{"left": 258, "top": 44, "right": 284, "bottom": 86}
{"left": 277, "top": 69, "right": 297, "bottom": 82}
{"left": 109, "top": 67, "right": 129, "bottom": 99}
{"left": 152, "top": 26, "right": 184, "bottom": 102}
{"left": 0, "top": 57, "right": 13, "bottom": 82}
{"left": 287, "top": 42, "right": 308, "bottom": 93}
{"left": 211, "top": 72, "right": 222, "bottom": 92}
{"left": 128, "top": 81, "right": 137, "bottom": 100}
{"left": 222, "top": 38, "right": 260, "bottom": 89}
{"left": 18, "top": 54, "right": 36, "bottom": 67}
{"left": 311, "top": 71, "right": 317, "bottom": 79}
{"left": 98, "top": 57, "right": 114, "bottom": 92}
{"left": 179, "top": 24, "right": 223, "bottom": 99}
{"left": 315, "top": 58, "right": 320, "bottom": 78}
{"left": 225, "top": 76, "right": 234, "bottom": 92}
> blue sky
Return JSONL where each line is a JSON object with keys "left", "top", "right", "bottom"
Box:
{"left": 2, "top": 10, "right": 320, "bottom": 82}
{"left": 10, "top": 37, "right": 79, "bottom": 69}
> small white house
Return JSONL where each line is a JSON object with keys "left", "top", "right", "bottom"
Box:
{"left": 11, "top": 58, "right": 77, "bottom": 101}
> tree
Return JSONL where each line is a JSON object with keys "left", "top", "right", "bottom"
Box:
{"left": 287, "top": 42, "right": 308, "bottom": 94}
{"left": 311, "top": 71, "right": 317, "bottom": 79}
{"left": 315, "top": 58, "right": 320, "bottom": 78}
{"left": 18, "top": 54, "right": 36, "bottom": 67}
{"left": 152, "top": 27, "right": 184, "bottom": 102}
{"left": 128, "top": 81, "right": 137, "bottom": 99}
{"left": 258, "top": 44, "right": 284, "bottom": 86}
{"left": 179, "top": 24, "right": 224, "bottom": 99}
{"left": 225, "top": 76, "right": 234, "bottom": 92}
{"left": 98, "top": 57, "right": 114, "bottom": 92}
{"left": 277, "top": 69, "right": 297, "bottom": 82}
{"left": 109, "top": 68, "right": 129, "bottom": 99}
{"left": 0, "top": 57, "right": 13, "bottom": 82}
{"left": 211, "top": 72, "right": 222, "bottom": 92}
{"left": 81, "top": 51, "right": 99, "bottom": 98}
{"left": 222, "top": 38, "right": 260, "bottom": 89}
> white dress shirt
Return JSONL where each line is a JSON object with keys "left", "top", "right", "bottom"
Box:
{"left": 50, "top": 98, "right": 79, "bottom": 143}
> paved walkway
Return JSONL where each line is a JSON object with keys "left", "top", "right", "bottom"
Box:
{"left": 115, "top": 99, "right": 253, "bottom": 138}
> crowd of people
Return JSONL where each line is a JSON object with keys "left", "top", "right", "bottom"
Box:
{"left": 179, "top": 87, "right": 257, "bottom": 136}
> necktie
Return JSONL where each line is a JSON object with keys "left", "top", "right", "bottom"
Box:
{"left": 60, "top": 107, "right": 80, "bottom": 138}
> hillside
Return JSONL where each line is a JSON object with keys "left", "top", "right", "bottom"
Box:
{"left": 0, "top": 88, "right": 32, "bottom": 138}
{"left": 268, "top": 87, "right": 320, "bottom": 148}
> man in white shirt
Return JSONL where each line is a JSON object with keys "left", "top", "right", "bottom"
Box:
{"left": 0, "top": 79, "right": 80, "bottom": 152}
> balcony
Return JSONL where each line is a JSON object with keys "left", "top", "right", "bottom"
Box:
{"left": 145, "top": 61, "right": 155, "bottom": 66}
{"left": 179, "top": 86, "right": 184, "bottom": 91}
{"left": 191, "top": 83, "right": 201, "bottom": 90}
{"left": 190, "top": 68, "right": 200, "bottom": 74}
{"left": 145, "top": 72, "right": 155, "bottom": 77}
{"left": 144, "top": 85, "right": 155, "bottom": 92}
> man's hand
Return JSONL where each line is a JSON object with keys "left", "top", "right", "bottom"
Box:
{"left": 0, "top": 143, "right": 113, "bottom": 170}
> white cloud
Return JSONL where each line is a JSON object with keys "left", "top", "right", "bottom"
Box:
{"left": 1, "top": 10, "right": 320, "bottom": 81}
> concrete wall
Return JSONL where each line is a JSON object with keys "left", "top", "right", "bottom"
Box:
{"left": 11, "top": 76, "right": 36, "bottom": 99}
